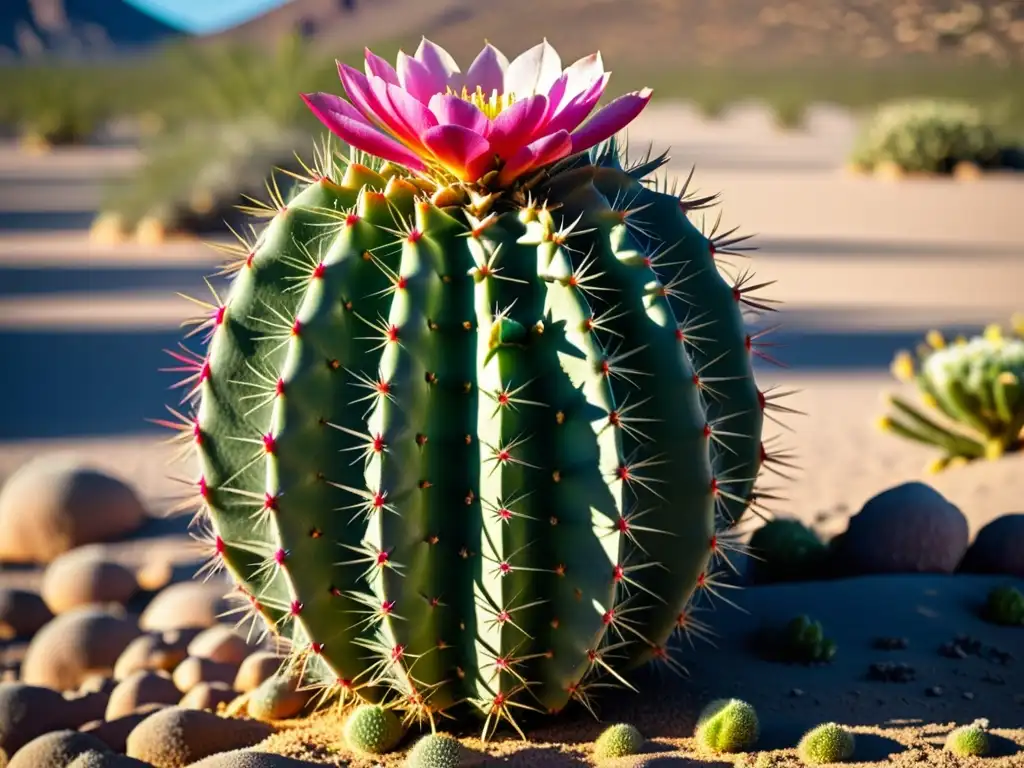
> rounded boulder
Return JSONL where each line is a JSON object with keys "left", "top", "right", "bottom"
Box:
{"left": 0, "top": 457, "right": 146, "bottom": 563}
{"left": 41, "top": 547, "right": 139, "bottom": 614}
{"left": 960, "top": 513, "right": 1024, "bottom": 577}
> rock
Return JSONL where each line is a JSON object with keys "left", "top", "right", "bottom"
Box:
{"left": 247, "top": 675, "right": 311, "bottom": 721}
{"left": 0, "top": 683, "right": 77, "bottom": 759}
{"left": 139, "top": 583, "right": 231, "bottom": 632}
{"left": 20, "top": 606, "right": 143, "bottom": 690}
{"left": 172, "top": 658, "right": 238, "bottom": 694}
{"left": 125, "top": 707, "right": 273, "bottom": 767}
{"left": 0, "top": 457, "right": 146, "bottom": 563}
{"left": 0, "top": 588, "right": 52, "bottom": 639}
{"left": 187, "top": 626, "right": 254, "bottom": 666}
{"left": 106, "top": 671, "right": 181, "bottom": 720}
{"left": 187, "top": 750, "right": 325, "bottom": 767}
{"left": 960, "top": 513, "right": 1024, "bottom": 577}
{"left": 7, "top": 730, "right": 110, "bottom": 768}
{"left": 41, "top": 547, "right": 139, "bottom": 614}
{"left": 80, "top": 703, "right": 167, "bottom": 753}
{"left": 179, "top": 682, "right": 237, "bottom": 712}
{"left": 233, "top": 653, "right": 282, "bottom": 694}
{"left": 78, "top": 675, "right": 118, "bottom": 696}
{"left": 65, "top": 689, "right": 112, "bottom": 725}
{"left": 67, "top": 751, "right": 154, "bottom": 767}
{"left": 836, "top": 482, "right": 968, "bottom": 574}
{"left": 114, "top": 632, "right": 193, "bottom": 681}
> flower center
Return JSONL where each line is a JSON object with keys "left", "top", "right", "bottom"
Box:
{"left": 449, "top": 85, "right": 517, "bottom": 119}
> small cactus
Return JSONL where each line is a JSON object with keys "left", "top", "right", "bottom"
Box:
{"left": 696, "top": 698, "right": 759, "bottom": 754}
{"left": 748, "top": 520, "right": 827, "bottom": 584}
{"left": 985, "top": 585, "right": 1024, "bottom": 626}
{"left": 405, "top": 733, "right": 462, "bottom": 768}
{"left": 798, "top": 723, "right": 856, "bottom": 765}
{"left": 343, "top": 704, "right": 404, "bottom": 756}
{"left": 879, "top": 322, "right": 1024, "bottom": 470}
{"left": 594, "top": 723, "right": 645, "bottom": 759}
{"left": 782, "top": 615, "right": 836, "bottom": 664}
{"left": 944, "top": 718, "right": 991, "bottom": 757}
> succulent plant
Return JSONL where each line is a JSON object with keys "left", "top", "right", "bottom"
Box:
{"left": 748, "top": 519, "right": 826, "bottom": 584}
{"left": 166, "top": 38, "right": 785, "bottom": 737}
{"left": 343, "top": 704, "right": 405, "bottom": 755}
{"left": 798, "top": 722, "right": 855, "bottom": 765}
{"left": 984, "top": 584, "right": 1024, "bottom": 626}
{"left": 944, "top": 718, "right": 991, "bottom": 757}
{"left": 696, "top": 698, "right": 760, "bottom": 754}
{"left": 780, "top": 615, "right": 836, "bottom": 664}
{"left": 879, "top": 322, "right": 1024, "bottom": 471}
{"left": 849, "top": 99, "right": 1001, "bottom": 174}
{"left": 594, "top": 723, "right": 645, "bottom": 759}
{"left": 404, "top": 733, "right": 462, "bottom": 768}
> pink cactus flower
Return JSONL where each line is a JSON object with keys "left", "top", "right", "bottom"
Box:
{"left": 302, "top": 39, "right": 652, "bottom": 186}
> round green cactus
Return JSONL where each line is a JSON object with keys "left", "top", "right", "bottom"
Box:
{"left": 165, "top": 42, "right": 783, "bottom": 739}
{"left": 985, "top": 585, "right": 1024, "bottom": 626}
{"left": 748, "top": 520, "right": 827, "bottom": 583}
{"left": 798, "top": 722, "right": 856, "bottom": 765}
{"left": 594, "top": 723, "right": 645, "bottom": 759}
{"left": 944, "top": 719, "right": 990, "bottom": 757}
{"left": 782, "top": 615, "right": 836, "bottom": 664}
{"left": 696, "top": 698, "right": 760, "bottom": 753}
{"left": 405, "top": 733, "right": 462, "bottom": 768}
{"left": 343, "top": 704, "right": 404, "bottom": 755}
{"left": 881, "top": 324, "right": 1024, "bottom": 470}
{"left": 849, "top": 99, "right": 1000, "bottom": 174}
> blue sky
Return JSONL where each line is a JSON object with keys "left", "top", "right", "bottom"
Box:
{"left": 126, "top": 0, "right": 289, "bottom": 33}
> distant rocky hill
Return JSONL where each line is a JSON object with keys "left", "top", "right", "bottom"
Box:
{"left": 212, "top": 0, "right": 1023, "bottom": 69}
{"left": 0, "top": 0, "right": 180, "bottom": 61}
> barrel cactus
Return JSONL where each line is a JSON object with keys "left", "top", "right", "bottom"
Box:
{"left": 879, "top": 322, "right": 1024, "bottom": 471}
{"left": 164, "top": 38, "right": 783, "bottom": 736}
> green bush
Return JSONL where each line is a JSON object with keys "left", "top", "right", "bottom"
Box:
{"left": 849, "top": 99, "right": 1001, "bottom": 173}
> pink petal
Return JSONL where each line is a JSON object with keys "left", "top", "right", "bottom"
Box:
{"left": 382, "top": 81, "right": 438, "bottom": 140}
{"left": 487, "top": 94, "right": 548, "bottom": 159}
{"left": 363, "top": 48, "right": 399, "bottom": 86}
{"left": 497, "top": 130, "right": 572, "bottom": 186}
{"left": 301, "top": 93, "right": 428, "bottom": 171}
{"left": 421, "top": 124, "right": 495, "bottom": 182}
{"left": 397, "top": 51, "right": 444, "bottom": 104}
{"left": 415, "top": 37, "right": 462, "bottom": 89}
{"left": 569, "top": 88, "right": 653, "bottom": 153}
{"left": 340, "top": 64, "right": 418, "bottom": 145}
{"left": 544, "top": 73, "right": 610, "bottom": 134}
{"left": 464, "top": 43, "right": 509, "bottom": 95}
{"left": 560, "top": 52, "right": 605, "bottom": 105}
{"left": 427, "top": 93, "right": 489, "bottom": 135}
{"left": 505, "top": 39, "right": 562, "bottom": 97}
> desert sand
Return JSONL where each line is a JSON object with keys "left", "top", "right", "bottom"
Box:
{"left": 0, "top": 103, "right": 1022, "bottom": 765}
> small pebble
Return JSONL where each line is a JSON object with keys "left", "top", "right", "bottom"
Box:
{"left": 963, "top": 691, "right": 975, "bottom": 700}
{"left": 925, "top": 685, "right": 943, "bottom": 697}
{"left": 789, "top": 688, "right": 804, "bottom": 698}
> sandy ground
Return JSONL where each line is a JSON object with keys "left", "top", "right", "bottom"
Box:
{"left": 0, "top": 103, "right": 1021, "bottom": 765}
{"left": 242, "top": 574, "right": 1024, "bottom": 767}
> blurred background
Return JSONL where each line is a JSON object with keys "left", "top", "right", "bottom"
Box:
{"left": 0, "top": 0, "right": 1022, "bottom": 554}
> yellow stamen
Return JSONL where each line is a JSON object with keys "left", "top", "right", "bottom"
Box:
{"left": 447, "top": 85, "right": 517, "bottom": 119}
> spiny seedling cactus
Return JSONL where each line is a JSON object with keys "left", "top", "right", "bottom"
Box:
{"left": 748, "top": 518, "right": 826, "bottom": 584}
{"left": 163, "top": 38, "right": 790, "bottom": 737}
{"left": 696, "top": 698, "right": 760, "bottom": 754}
{"left": 405, "top": 733, "right": 463, "bottom": 768}
{"left": 985, "top": 584, "right": 1024, "bottom": 626}
{"left": 798, "top": 723, "right": 855, "bottom": 765}
{"left": 849, "top": 99, "right": 1000, "bottom": 174}
{"left": 944, "top": 718, "right": 991, "bottom": 757}
{"left": 880, "top": 321, "right": 1024, "bottom": 471}
{"left": 594, "top": 723, "right": 645, "bottom": 760}
{"left": 343, "top": 704, "right": 405, "bottom": 755}
{"left": 781, "top": 615, "right": 836, "bottom": 664}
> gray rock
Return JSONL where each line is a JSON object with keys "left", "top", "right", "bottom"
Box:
{"left": 960, "top": 513, "right": 1024, "bottom": 577}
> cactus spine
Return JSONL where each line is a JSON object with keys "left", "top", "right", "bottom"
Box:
{"left": 168, "top": 137, "right": 777, "bottom": 734}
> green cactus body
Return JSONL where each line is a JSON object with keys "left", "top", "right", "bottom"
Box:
{"left": 881, "top": 325, "right": 1024, "bottom": 469}
{"left": 695, "top": 698, "right": 760, "bottom": 754}
{"left": 798, "top": 722, "right": 855, "bottom": 765}
{"left": 405, "top": 733, "right": 462, "bottom": 768}
{"left": 172, "top": 137, "right": 770, "bottom": 733}
{"left": 748, "top": 519, "right": 827, "bottom": 584}
{"left": 594, "top": 723, "right": 645, "bottom": 759}
{"left": 985, "top": 585, "right": 1024, "bottom": 626}
{"left": 944, "top": 719, "right": 991, "bottom": 757}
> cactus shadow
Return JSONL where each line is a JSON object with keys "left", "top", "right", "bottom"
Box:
{"left": 990, "top": 734, "right": 1022, "bottom": 758}
{"left": 853, "top": 733, "right": 908, "bottom": 761}
{"left": 484, "top": 747, "right": 590, "bottom": 766}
